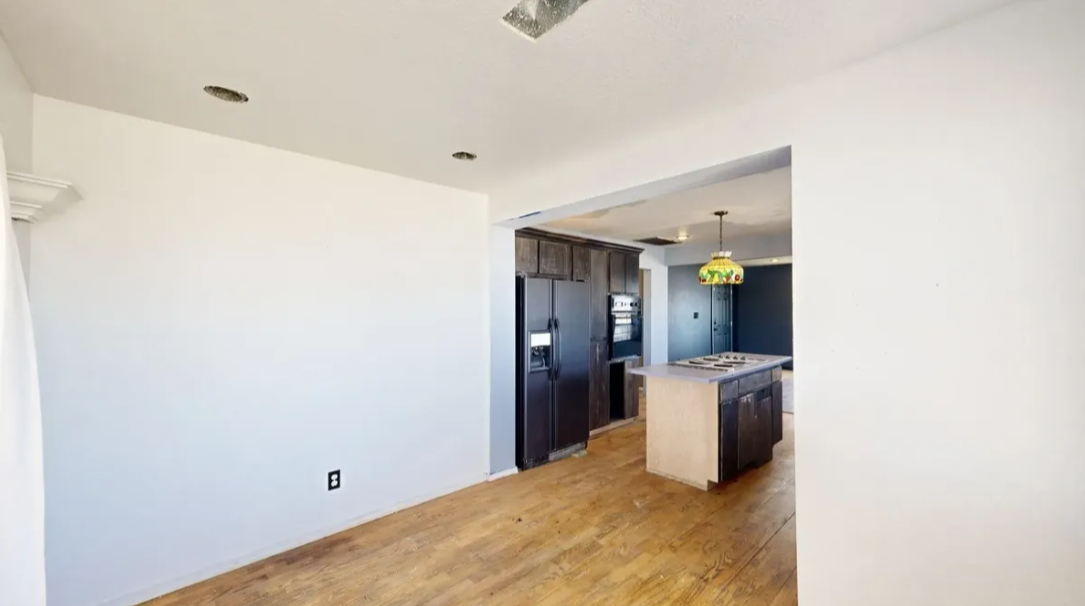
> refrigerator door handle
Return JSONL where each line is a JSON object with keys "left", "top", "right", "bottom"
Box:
{"left": 553, "top": 317, "right": 562, "bottom": 380}
{"left": 547, "top": 318, "right": 555, "bottom": 381}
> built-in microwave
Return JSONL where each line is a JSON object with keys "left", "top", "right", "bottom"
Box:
{"left": 608, "top": 294, "right": 643, "bottom": 360}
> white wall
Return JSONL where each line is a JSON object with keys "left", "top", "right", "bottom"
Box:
{"left": 664, "top": 230, "right": 792, "bottom": 267}
{"left": 0, "top": 32, "right": 34, "bottom": 278}
{"left": 791, "top": 6, "right": 1084, "bottom": 602}
{"left": 11, "top": 217, "right": 30, "bottom": 285}
{"left": 31, "top": 97, "right": 490, "bottom": 606}
{"left": 488, "top": 226, "right": 516, "bottom": 473}
{"left": 0, "top": 34, "right": 45, "bottom": 606}
{"left": 491, "top": 1, "right": 1085, "bottom": 604}
{"left": 0, "top": 33, "right": 31, "bottom": 173}
{"left": 1, "top": 148, "right": 47, "bottom": 606}
{"left": 638, "top": 246, "right": 668, "bottom": 366}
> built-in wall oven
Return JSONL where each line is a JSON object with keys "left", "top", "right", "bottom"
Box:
{"left": 608, "top": 294, "right": 643, "bottom": 360}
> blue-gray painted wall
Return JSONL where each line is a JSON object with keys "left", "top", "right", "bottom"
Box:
{"left": 734, "top": 264, "right": 794, "bottom": 368}
{"left": 668, "top": 263, "right": 793, "bottom": 367}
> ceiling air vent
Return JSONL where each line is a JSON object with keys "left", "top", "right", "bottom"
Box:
{"left": 503, "top": 0, "right": 595, "bottom": 40}
{"left": 203, "top": 85, "right": 249, "bottom": 104}
{"left": 635, "top": 237, "right": 681, "bottom": 246}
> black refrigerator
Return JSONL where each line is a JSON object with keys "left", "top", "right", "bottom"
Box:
{"left": 516, "top": 277, "right": 590, "bottom": 470}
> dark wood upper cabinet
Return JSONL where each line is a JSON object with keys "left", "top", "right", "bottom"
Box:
{"left": 609, "top": 252, "right": 626, "bottom": 294}
{"left": 625, "top": 252, "right": 640, "bottom": 295}
{"left": 572, "top": 246, "right": 591, "bottom": 282}
{"left": 608, "top": 251, "right": 639, "bottom": 294}
{"left": 589, "top": 249, "right": 609, "bottom": 341}
{"left": 514, "top": 229, "right": 642, "bottom": 294}
{"left": 515, "top": 237, "right": 538, "bottom": 275}
{"left": 538, "top": 241, "right": 570, "bottom": 279}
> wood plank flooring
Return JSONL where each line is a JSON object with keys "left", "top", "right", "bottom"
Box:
{"left": 145, "top": 414, "right": 796, "bottom": 606}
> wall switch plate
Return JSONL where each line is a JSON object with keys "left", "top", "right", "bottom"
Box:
{"left": 328, "top": 470, "right": 341, "bottom": 491}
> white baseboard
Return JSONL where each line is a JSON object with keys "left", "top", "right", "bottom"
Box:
{"left": 487, "top": 467, "right": 519, "bottom": 482}
{"left": 96, "top": 472, "right": 488, "bottom": 606}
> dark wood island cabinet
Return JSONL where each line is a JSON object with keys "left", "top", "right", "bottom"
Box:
{"left": 631, "top": 355, "right": 790, "bottom": 489}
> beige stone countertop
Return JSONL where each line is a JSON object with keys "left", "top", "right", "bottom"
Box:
{"left": 629, "top": 354, "right": 792, "bottom": 384}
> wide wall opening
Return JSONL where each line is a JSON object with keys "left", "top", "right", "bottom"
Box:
{"left": 499, "top": 147, "right": 799, "bottom": 603}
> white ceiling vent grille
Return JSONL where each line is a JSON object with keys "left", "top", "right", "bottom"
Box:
{"left": 502, "top": 0, "right": 594, "bottom": 40}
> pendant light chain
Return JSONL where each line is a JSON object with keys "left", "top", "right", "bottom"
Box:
{"left": 718, "top": 212, "right": 724, "bottom": 252}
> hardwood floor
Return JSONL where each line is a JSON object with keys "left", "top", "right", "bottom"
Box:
{"left": 145, "top": 414, "right": 796, "bottom": 606}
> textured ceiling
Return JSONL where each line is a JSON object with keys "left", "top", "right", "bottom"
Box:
{"left": 0, "top": 0, "right": 1013, "bottom": 191}
{"left": 545, "top": 167, "right": 791, "bottom": 245}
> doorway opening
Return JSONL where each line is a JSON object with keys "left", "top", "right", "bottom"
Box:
{"left": 507, "top": 146, "right": 797, "bottom": 599}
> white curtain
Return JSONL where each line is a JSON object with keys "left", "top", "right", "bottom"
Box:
{"left": 0, "top": 138, "right": 46, "bottom": 604}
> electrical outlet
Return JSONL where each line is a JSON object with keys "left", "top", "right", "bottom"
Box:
{"left": 327, "top": 470, "right": 341, "bottom": 491}
{"left": 693, "top": 312, "right": 699, "bottom": 319}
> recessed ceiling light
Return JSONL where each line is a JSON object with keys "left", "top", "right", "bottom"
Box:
{"left": 676, "top": 234, "right": 690, "bottom": 242}
{"left": 502, "top": 0, "right": 594, "bottom": 40}
{"left": 771, "top": 258, "right": 780, "bottom": 263}
{"left": 452, "top": 151, "right": 478, "bottom": 161}
{"left": 203, "top": 85, "right": 249, "bottom": 104}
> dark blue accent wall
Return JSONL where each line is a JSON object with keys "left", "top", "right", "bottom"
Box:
{"left": 734, "top": 264, "right": 793, "bottom": 368}
{"left": 667, "top": 263, "right": 793, "bottom": 367}
{"left": 667, "top": 264, "right": 712, "bottom": 362}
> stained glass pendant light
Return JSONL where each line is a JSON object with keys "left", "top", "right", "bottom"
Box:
{"left": 699, "top": 211, "right": 744, "bottom": 285}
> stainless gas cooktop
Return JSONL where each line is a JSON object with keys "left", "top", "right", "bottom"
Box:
{"left": 668, "top": 354, "right": 764, "bottom": 372}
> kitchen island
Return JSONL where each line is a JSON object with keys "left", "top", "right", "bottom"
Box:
{"left": 629, "top": 353, "right": 792, "bottom": 490}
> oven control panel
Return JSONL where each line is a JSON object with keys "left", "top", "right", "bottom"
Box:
{"left": 610, "top": 294, "right": 641, "bottom": 313}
